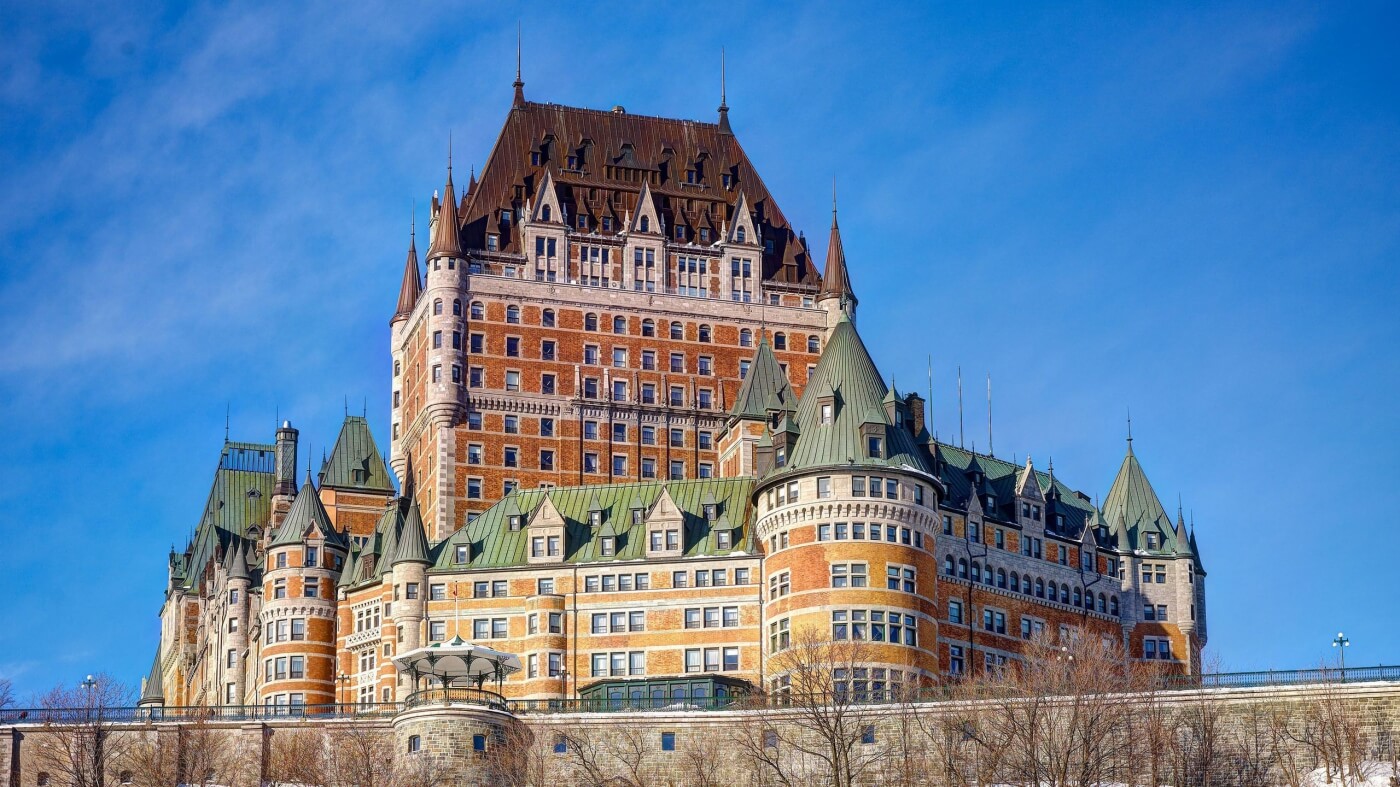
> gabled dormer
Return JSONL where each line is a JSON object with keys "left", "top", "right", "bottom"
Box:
{"left": 858, "top": 404, "right": 888, "bottom": 461}
{"left": 629, "top": 180, "right": 661, "bottom": 235}
{"left": 645, "top": 486, "right": 684, "bottom": 558}
{"left": 1015, "top": 456, "right": 1045, "bottom": 528}
{"left": 725, "top": 191, "right": 759, "bottom": 247}
{"left": 526, "top": 494, "right": 566, "bottom": 564}
{"left": 529, "top": 169, "right": 564, "bottom": 224}
{"left": 882, "top": 385, "right": 908, "bottom": 431}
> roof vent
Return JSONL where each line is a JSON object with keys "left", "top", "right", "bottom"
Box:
{"left": 612, "top": 105, "right": 626, "bottom": 114}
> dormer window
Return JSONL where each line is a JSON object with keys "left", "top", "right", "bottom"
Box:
{"left": 501, "top": 209, "right": 513, "bottom": 224}
{"left": 686, "top": 170, "right": 697, "bottom": 184}
{"left": 600, "top": 536, "right": 615, "bottom": 556}
{"left": 775, "top": 448, "right": 786, "bottom": 468}
{"left": 675, "top": 225, "right": 686, "bottom": 240}
{"left": 541, "top": 205, "right": 551, "bottom": 222}
{"left": 508, "top": 515, "right": 522, "bottom": 531}
{"left": 305, "top": 546, "right": 318, "bottom": 567}
{"left": 867, "top": 436, "right": 884, "bottom": 458}
{"left": 530, "top": 152, "right": 541, "bottom": 166}
{"left": 640, "top": 216, "right": 650, "bottom": 232}
{"left": 1146, "top": 533, "right": 1159, "bottom": 549}
{"left": 455, "top": 545, "right": 469, "bottom": 564}
{"left": 631, "top": 508, "right": 644, "bottom": 525}
{"left": 722, "top": 174, "right": 732, "bottom": 189}
{"left": 703, "top": 504, "right": 718, "bottom": 521}
{"left": 736, "top": 226, "right": 747, "bottom": 243}
{"left": 717, "top": 530, "right": 731, "bottom": 550}
{"left": 567, "top": 155, "right": 579, "bottom": 169}
{"left": 985, "top": 494, "right": 996, "bottom": 511}
{"left": 700, "top": 228, "right": 710, "bottom": 242}
{"left": 602, "top": 216, "right": 614, "bottom": 232}
{"left": 589, "top": 510, "right": 602, "bottom": 528}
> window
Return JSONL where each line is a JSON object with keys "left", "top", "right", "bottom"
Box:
{"left": 541, "top": 308, "right": 555, "bottom": 327}
{"left": 888, "top": 564, "right": 916, "bottom": 592}
{"left": 773, "top": 332, "right": 786, "bottom": 350}
{"left": 831, "top": 563, "right": 868, "bottom": 588}
{"left": 769, "top": 570, "right": 790, "bottom": 599}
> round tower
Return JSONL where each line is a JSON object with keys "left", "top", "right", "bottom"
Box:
{"left": 422, "top": 157, "right": 469, "bottom": 431}
{"left": 259, "top": 474, "right": 345, "bottom": 709}
{"left": 389, "top": 497, "right": 432, "bottom": 698}
{"left": 225, "top": 540, "right": 253, "bottom": 704}
{"left": 754, "top": 315, "right": 943, "bottom": 694}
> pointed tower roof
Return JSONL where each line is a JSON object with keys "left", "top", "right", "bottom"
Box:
{"left": 139, "top": 645, "right": 164, "bottom": 705}
{"left": 630, "top": 179, "right": 661, "bottom": 234}
{"left": 726, "top": 191, "right": 758, "bottom": 244}
{"left": 1102, "top": 438, "right": 1177, "bottom": 553}
{"left": 272, "top": 473, "right": 340, "bottom": 546}
{"left": 394, "top": 218, "right": 422, "bottom": 322}
{"left": 729, "top": 337, "right": 795, "bottom": 420}
{"left": 392, "top": 497, "right": 432, "bottom": 566}
{"left": 428, "top": 156, "right": 463, "bottom": 261}
{"left": 818, "top": 204, "right": 856, "bottom": 304}
{"left": 531, "top": 169, "right": 563, "bottom": 223}
{"left": 783, "top": 315, "right": 930, "bottom": 474}
{"left": 227, "top": 539, "right": 250, "bottom": 581}
{"left": 339, "top": 543, "right": 361, "bottom": 588}
{"left": 320, "top": 415, "right": 394, "bottom": 493}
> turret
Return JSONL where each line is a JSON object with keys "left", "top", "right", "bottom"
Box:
{"left": 717, "top": 336, "right": 795, "bottom": 476}
{"left": 390, "top": 497, "right": 431, "bottom": 673}
{"left": 225, "top": 540, "right": 252, "bottom": 703}
{"left": 422, "top": 156, "right": 467, "bottom": 437}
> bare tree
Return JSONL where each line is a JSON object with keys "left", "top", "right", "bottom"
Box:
{"left": 0, "top": 676, "right": 13, "bottom": 709}
{"left": 119, "top": 718, "right": 245, "bottom": 787}
{"left": 266, "top": 725, "right": 330, "bottom": 786}
{"left": 325, "top": 722, "right": 396, "bottom": 787}
{"left": 490, "top": 722, "right": 553, "bottom": 787}
{"left": 31, "top": 673, "right": 134, "bottom": 787}
{"left": 559, "top": 723, "right": 659, "bottom": 787}
{"left": 1273, "top": 670, "right": 1380, "bottom": 787}
{"left": 733, "top": 625, "right": 886, "bottom": 787}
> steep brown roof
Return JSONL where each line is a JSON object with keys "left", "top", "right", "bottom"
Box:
{"left": 459, "top": 100, "right": 821, "bottom": 287}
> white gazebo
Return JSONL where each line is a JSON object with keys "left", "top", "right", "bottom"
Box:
{"left": 392, "top": 636, "right": 521, "bottom": 709}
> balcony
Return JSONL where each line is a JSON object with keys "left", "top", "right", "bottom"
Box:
{"left": 403, "top": 687, "right": 510, "bottom": 713}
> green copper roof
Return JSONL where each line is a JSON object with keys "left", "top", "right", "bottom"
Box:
{"left": 433, "top": 478, "right": 755, "bottom": 570}
{"left": 139, "top": 645, "right": 164, "bottom": 704}
{"left": 178, "top": 441, "right": 276, "bottom": 592}
{"left": 227, "top": 539, "right": 251, "bottom": 581}
{"left": 1102, "top": 439, "right": 1179, "bottom": 554}
{"left": 320, "top": 415, "right": 395, "bottom": 493}
{"left": 272, "top": 475, "right": 343, "bottom": 547}
{"left": 392, "top": 498, "right": 432, "bottom": 566}
{"left": 935, "top": 442, "right": 1097, "bottom": 535}
{"left": 729, "top": 337, "right": 795, "bottom": 420}
{"left": 782, "top": 315, "right": 930, "bottom": 475}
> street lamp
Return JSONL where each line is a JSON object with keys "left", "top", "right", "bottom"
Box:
{"left": 1332, "top": 632, "right": 1350, "bottom": 671}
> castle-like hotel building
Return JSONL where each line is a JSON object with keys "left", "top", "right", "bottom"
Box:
{"left": 145, "top": 79, "right": 1206, "bottom": 711}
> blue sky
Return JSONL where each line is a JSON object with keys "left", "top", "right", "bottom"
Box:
{"left": 1, "top": 1, "right": 1397, "bottom": 699}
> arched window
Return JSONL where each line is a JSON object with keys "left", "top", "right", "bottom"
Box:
{"left": 1035, "top": 578, "right": 1045, "bottom": 598}
{"left": 944, "top": 556, "right": 955, "bottom": 576}
{"left": 996, "top": 569, "right": 1006, "bottom": 589}
{"left": 585, "top": 313, "right": 598, "bottom": 332}
{"left": 670, "top": 322, "right": 684, "bottom": 340}
{"left": 542, "top": 308, "right": 555, "bottom": 328}
{"left": 1109, "top": 596, "right": 1120, "bottom": 617}
{"left": 452, "top": 298, "right": 462, "bottom": 316}
{"left": 407, "top": 735, "right": 421, "bottom": 754}
{"left": 1009, "top": 572, "right": 1020, "bottom": 593}
{"left": 970, "top": 562, "right": 981, "bottom": 583}
{"left": 737, "top": 226, "right": 747, "bottom": 243}
{"left": 1097, "top": 593, "right": 1107, "bottom": 613}
{"left": 1061, "top": 584, "right": 1070, "bottom": 603}
{"left": 640, "top": 215, "right": 650, "bottom": 232}
{"left": 957, "top": 558, "right": 968, "bottom": 579}
{"left": 506, "top": 305, "right": 520, "bottom": 324}
{"left": 1073, "top": 587, "right": 1082, "bottom": 607}
{"left": 774, "top": 332, "right": 786, "bottom": 350}
{"left": 613, "top": 316, "right": 626, "bottom": 334}
{"left": 541, "top": 205, "right": 552, "bottom": 222}
{"left": 698, "top": 324, "right": 711, "bottom": 343}
{"left": 470, "top": 301, "right": 484, "bottom": 319}
{"left": 1048, "top": 583, "right": 1059, "bottom": 602}
{"left": 739, "top": 328, "right": 752, "bottom": 347}
{"left": 433, "top": 299, "right": 443, "bottom": 315}
{"left": 642, "top": 319, "right": 655, "bottom": 337}
{"left": 807, "top": 335, "right": 819, "bottom": 353}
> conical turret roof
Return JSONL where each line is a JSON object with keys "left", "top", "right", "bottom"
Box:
{"left": 1102, "top": 438, "right": 1177, "bottom": 553}
{"left": 818, "top": 210, "right": 855, "bottom": 304}
{"left": 729, "top": 337, "right": 795, "bottom": 420}
{"left": 272, "top": 473, "right": 340, "bottom": 547}
{"left": 392, "top": 497, "right": 432, "bottom": 566}
{"left": 139, "top": 645, "right": 164, "bottom": 705}
{"left": 783, "top": 315, "right": 929, "bottom": 474}
{"left": 428, "top": 162, "right": 463, "bottom": 261}
{"left": 227, "top": 539, "right": 250, "bottom": 581}
{"left": 394, "top": 224, "right": 422, "bottom": 321}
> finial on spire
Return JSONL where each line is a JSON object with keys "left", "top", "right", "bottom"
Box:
{"left": 513, "top": 23, "right": 526, "bottom": 108}
{"left": 832, "top": 177, "right": 838, "bottom": 224}
{"left": 224, "top": 403, "right": 230, "bottom": 442}
{"left": 448, "top": 131, "right": 453, "bottom": 174}
{"left": 1126, "top": 406, "right": 1134, "bottom": 454}
{"left": 717, "top": 47, "right": 732, "bottom": 133}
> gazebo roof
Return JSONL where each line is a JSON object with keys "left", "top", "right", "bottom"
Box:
{"left": 391, "top": 636, "right": 522, "bottom": 680}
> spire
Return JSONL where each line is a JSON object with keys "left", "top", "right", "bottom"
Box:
{"left": 272, "top": 473, "right": 340, "bottom": 547}
{"left": 393, "top": 207, "right": 422, "bottom": 321}
{"left": 138, "top": 645, "right": 165, "bottom": 706}
{"left": 392, "top": 497, "right": 432, "bottom": 567}
{"left": 1126, "top": 406, "right": 1134, "bottom": 455}
{"left": 717, "top": 47, "right": 731, "bottom": 134}
{"left": 818, "top": 185, "right": 855, "bottom": 305}
{"left": 1103, "top": 436, "right": 1176, "bottom": 553}
{"left": 227, "top": 539, "right": 250, "bottom": 582}
{"left": 730, "top": 336, "right": 795, "bottom": 420}
{"left": 428, "top": 142, "right": 463, "bottom": 261}
{"left": 513, "top": 22, "right": 526, "bottom": 108}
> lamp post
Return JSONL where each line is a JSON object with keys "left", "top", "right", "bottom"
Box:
{"left": 1332, "top": 632, "right": 1350, "bottom": 672}
{"left": 337, "top": 672, "right": 351, "bottom": 709}
{"left": 80, "top": 675, "right": 103, "bottom": 787}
